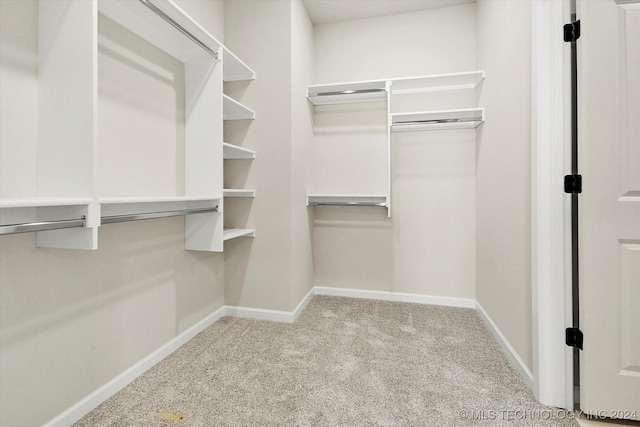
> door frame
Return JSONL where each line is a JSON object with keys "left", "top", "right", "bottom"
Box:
{"left": 531, "top": 0, "right": 575, "bottom": 409}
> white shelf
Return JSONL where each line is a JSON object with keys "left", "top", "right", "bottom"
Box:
{"left": 223, "top": 95, "right": 255, "bottom": 120}
{"left": 391, "top": 108, "right": 484, "bottom": 131}
{"left": 98, "top": 0, "right": 223, "bottom": 63}
{"left": 390, "top": 71, "right": 485, "bottom": 94}
{"left": 307, "top": 80, "right": 387, "bottom": 105}
{"left": 223, "top": 228, "right": 255, "bottom": 241}
{"left": 223, "top": 143, "right": 255, "bottom": 159}
{"left": 223, "top": 48, "right": 255, "bottom": 82}
{"left": 307, "top": 194, "right": 388, "bottom": 207}
{"left": 223, "top": 189, "right": 256, "bottom": 198}
{"left": 0, "top": 198, "right": 93, "bottom": 209}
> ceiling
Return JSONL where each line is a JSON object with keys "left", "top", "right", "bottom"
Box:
{"left": 301, "top": 0, "right": 476, "bottom": 25}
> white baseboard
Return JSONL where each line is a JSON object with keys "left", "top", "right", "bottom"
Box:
{"left": 314, "top": 286, "right": 476, "bottom": 309}
{"left": 45, "top": 288, "right": 532, "bottom": 427}
{"left": 44, "top": 306, "right": 228, "bottom": 427}
{"left": 224, "top": 287, "right": 315, "bottom": 323}
{"left": 475, "top": 301, "right": 534, "bottom": 390}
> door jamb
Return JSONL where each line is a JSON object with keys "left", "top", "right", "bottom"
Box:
{"left": 531, "top": 0, "right": 574, "bottom": 409}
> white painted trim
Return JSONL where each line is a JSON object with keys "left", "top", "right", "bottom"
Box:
{"left": 476, "top": 301, "right": 534, "bottom": 390}
{"left": 292, "top": 287, "right": 315, "bottom": 321}
{"left": 225, "top": 287, "right": 315, "bottom": 323}
{"left": 530, "top": 0, "right": 573, "bottom": 409}
{"left": 313, "top": 286, "right": 476, "bottom": 309}
{"left": 43, "top": 305, "right": 228, "bottom": 427}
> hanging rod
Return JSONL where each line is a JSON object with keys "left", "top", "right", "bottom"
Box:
{"left": 101, "top": 207, "right": 219, "bottom": 224}
{"left": 138, "top": 0, "right": 219, "bottom": 60}
{"left": 0, "top": 217, "right": 86, "bottom": 235}
{"left": 312, "top": 88, "right": 387, "bottom": 97}
{"left": 309, "top": 201, "right": 386, "bottom": 207}
{"left": 393, "top": 117, "right": 478, "bottom": 125}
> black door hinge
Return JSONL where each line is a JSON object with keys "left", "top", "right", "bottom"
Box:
{"left": 564, "top": 175, "right": 582, "bottom": 194}
{"left": 564, "top": 20, "right": 581, "bottom": 42}
{"left": 566, "top": 327, "right": 584, "bottom": 350}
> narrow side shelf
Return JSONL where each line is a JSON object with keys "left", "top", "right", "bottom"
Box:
{"left": 307, "top": 80, "right": 387, "bottom": 105}
{"left": 223, "top": 48, "right": 255, "bottom": 82}
{"left": 223, "top": 228, "right": 255, "bottom": 241}
{"left": 391, "top": 108, "right": 484, "bottom": 132}
{"left": 223, "top": 95, "right": 255, "bottom": 120}
{"left": 223, "top": 189, "right": 256, "bottom": 198}
{"left": 307, "top": 194, "right": 388, "bottom": 207}
{"left": 223, "top": 142, "right": 255, "bottom": 159}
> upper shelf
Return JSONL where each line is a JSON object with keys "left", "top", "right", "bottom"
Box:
{"left": 0, "top": 197, "right": 93, "bottom": 209}
{"left": 98, "top": 0, "right": 222, "bottom": 63}
{"left": 307, "top": 71, "right": 485, "bottom": 106}
{"left": 391, "top": 108, "right": 484, "bottom": 131}
{"left": 223, "top": 143, "right": 255, "bottom": 159}
{"left": 390, "top": 71, "right": 484, "bottom": 94}
{"left": 223, "top": 95, "right": 255, "bottom": 120}
{"left": 223, "top": 48, "right": 255, "bottom": 82}
{"left": 307, "top": 81, "right": 388, "bottom": 105}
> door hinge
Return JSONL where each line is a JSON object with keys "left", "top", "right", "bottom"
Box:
{"left": 564, "top": 20, "right": 581, "bottom": 42}
{"left": 564, "top": 174, "right": 582, "bottom": 194}
{"left": 566, "top": 327, "right": 584, "bottom": 350}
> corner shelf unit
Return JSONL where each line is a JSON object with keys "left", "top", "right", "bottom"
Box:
{"left": 306, "top": 71, "right": 484, "bottom": 217}
{"left": 0, "top": 0, "right": 255, "bottom": 252}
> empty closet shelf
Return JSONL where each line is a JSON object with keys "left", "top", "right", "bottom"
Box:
{"left": 223, "top": 95, "right": 255, "bottom": 120}
{"left": 223, "top": 143, "right": 256, "bottom": 159}
{"left": 223, "top": 228, "right": 255, "bottom": 240}
{"left": 307, "top": 80, "right": 387, "bottom": 105}
{"left": 391, "top": 108, "right": 484, "bottom": 131}
{"left": 224, "top": 189, "right": 256, "bottom": 198}
{"left": 307, "top": 194, "right": 388, "bottom": 207}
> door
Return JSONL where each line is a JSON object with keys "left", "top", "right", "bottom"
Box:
{"left": 578, "top": 0, "right": 640, "bottom": 418}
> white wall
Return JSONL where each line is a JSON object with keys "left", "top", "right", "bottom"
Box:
{"left": 0, "top": 1, "right": 225, "bottom": 426}
{"left": 290, "top": 0, "right": 315, "bottom": 306}
{"left": 476, "top": 0, "right": 533, "bottom": 371}
{"left": 311, "top": 4, "right": 478, "bottom": 299}
{"left": 223, "top": 0, "right": 314, "bottom": 311}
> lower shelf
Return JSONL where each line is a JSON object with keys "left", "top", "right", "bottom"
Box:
{"left": 307, "top": 194, "right": 388, "bottom": 207}
{"left": 223, "top": 228, "right": 255, "bottom": 241}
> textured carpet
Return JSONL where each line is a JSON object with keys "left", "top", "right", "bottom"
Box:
{"left": 76, "top": 296, "right": 579, "bottom": 426}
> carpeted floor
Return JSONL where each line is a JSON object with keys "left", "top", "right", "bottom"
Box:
{"left": 76, "top": 296, "right": 579, "bottom": 426}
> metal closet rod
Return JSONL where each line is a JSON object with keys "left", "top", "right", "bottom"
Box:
{"left": 393, "top": 117, "right": 476, "bottom": 125}
{"left": 310, "top": 201, "right": 386, "bottom": 207}
{"left": 101, "top": 207, "right": 219, "bottom": 224}
{"left": 0, "top": 217, "right": 86, "bottom": 235}
{"left": 138, "top": 0, "right": 219, "bottom": 59}
{"left": 313, "top": 88, "right": 387, "bottom": 97}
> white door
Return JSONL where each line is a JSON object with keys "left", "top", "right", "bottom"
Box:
{"left": 579, "top": 0, "right": 640, "bottom": 418}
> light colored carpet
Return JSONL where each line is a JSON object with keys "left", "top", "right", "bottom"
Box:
{"left": 76, "top": 296, "right": 579, "bottom": 426}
